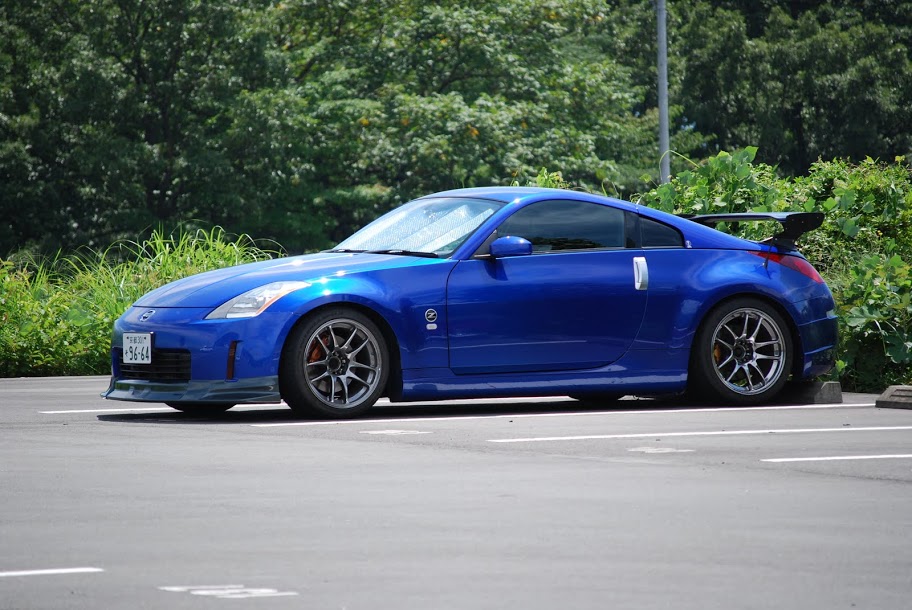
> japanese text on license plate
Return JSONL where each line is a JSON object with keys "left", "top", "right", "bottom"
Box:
{"left": 123, "top": 333, "right": 152, "bottom": 364}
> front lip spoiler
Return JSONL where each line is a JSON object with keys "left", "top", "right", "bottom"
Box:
{"left": 101, "top": 375, "right": 281, "bottom": 404}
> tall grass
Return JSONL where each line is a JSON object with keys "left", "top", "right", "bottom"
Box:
{"left": 0, "top": 228, "right": 279, "bottom": 377}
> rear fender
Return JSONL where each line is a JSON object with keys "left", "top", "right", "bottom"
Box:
{"left": 630, "top": 249, "right": 826, "bottom": 355}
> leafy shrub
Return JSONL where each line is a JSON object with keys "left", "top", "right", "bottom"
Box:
{"left": 2, "top": 153, "right": 910, "bottom": 393}
{"left": 0, "top": 228, "right": 278, "bottom": 377}
{"left": 637, "top": 151, "right": 912, "bottom": 392}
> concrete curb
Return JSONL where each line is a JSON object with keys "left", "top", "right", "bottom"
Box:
{"left": 782, "top": 380, "right": 843, "bottom": 404}
{"left": 875, "top": 385, "right": 912, "bottom": 410}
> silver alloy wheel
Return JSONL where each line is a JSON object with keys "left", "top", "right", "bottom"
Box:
{"left": 302, "top": 318, "right": 383, "bottom": 409}
{"left": 710, "top": 307, "right": 786, "bottom": 396}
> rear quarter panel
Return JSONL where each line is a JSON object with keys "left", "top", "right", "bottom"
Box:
{"left": 632, "top": 248, "right": 833, "bottom": 353}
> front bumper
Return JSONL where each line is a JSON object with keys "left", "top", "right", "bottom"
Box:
{"left": 103, "top": 375, "right": 281, "bottom": 404}
{"left": 103, "top": 306, "right": 295, "bottom": 405}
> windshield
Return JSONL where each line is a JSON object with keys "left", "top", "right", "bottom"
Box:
{"left": 335, "top": 197, "right": 504, "bottom": 257}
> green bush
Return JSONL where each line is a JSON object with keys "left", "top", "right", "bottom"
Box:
{"left": 2, "top": 153, "right": 910, "bottom": 393}
{"left": 0, "top": 228, "right": 278, "bottom": 377}
{"left": 638, "top": 151, "right": 912, "bottom": 392}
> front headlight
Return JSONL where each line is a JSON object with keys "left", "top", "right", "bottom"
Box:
{"left": 205, "top": 281, "right": 310, "bottom": 319}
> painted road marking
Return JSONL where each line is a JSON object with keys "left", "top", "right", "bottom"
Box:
{"left": 763, "top": 454, "right": 912, "bottom": 463}
{"left": 360, "top": 430, "right": 433, "bottom": 435}
{"left": 253, "top": 403, "right": 870, "bottom": 428}
{"left": 160, "top": 585, "right": 298, "bottom": 599}
{"left": 0, "top": 567, "right": 104, "bottom": 578}
{"left": 488, "top": 425, "right": 912, "bottom": 444}
{"left": 628, "top": 447, "right": 695, "bottom": 454}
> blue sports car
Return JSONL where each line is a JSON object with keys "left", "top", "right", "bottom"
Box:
{"left": 103, "top": 187, "right": 837, "bottom": 417}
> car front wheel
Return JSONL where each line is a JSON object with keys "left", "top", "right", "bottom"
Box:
{"left": 281, "top": 308, "right": 390, "bottom": 418}
{"left": 690, "top": 298, "right": 793, "bottom": 405}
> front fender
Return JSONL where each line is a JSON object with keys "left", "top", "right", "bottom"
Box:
{"left": 268, "top": 261, "right": 456, "bottom": 371}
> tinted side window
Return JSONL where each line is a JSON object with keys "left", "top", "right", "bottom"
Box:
{"left": 497, "top": 200, "right": 625, "bottom": 252}
{"left": 641, "top": 216, "right": 683, "bottom": 248}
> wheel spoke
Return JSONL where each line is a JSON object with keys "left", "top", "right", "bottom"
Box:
{"left": 329, "top": 374, "right": 339, "bottom": 402}
{"left": 348, "top": 334, "right": 371, "bottom": 358}
{"left": 754, "top": 340, "right": 780, "bottom": 350}
{"left": 306, "top": 357, "right": 329, "bottom": 368}
{"left": 349, "top": 361, "right": 378, "bottom": 372}
{"left": 343, "top": 371, "right": 369, "bottom": 389}
{"left": 340, "top": 328, "right": 358, "bottom": 350}
{"left": 750, "top": 315, "right": 764, "bottom": 340}
{"left": 713, "top": 345, "right": 734, "bottom": 368}
{"left": 744, "top": 366, "right": 756, "bottom": 391}
{"left": 326, "top": 324, "right": 340, "bottom": 350}
{"left": 747, "top": 362, "right": 767, "bottom": 388}
{"left": 715, "top": 338, "right": 734, "bottom": 351}
{"left": 340, "top": 376, "right": 351, "bottom": 403}
{"left": 309, "top": 371, "right": 330, "bottom": 383}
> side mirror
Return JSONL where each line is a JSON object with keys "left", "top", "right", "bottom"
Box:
{"left": 489, "top": 236, "right": 533, "bottom": 258}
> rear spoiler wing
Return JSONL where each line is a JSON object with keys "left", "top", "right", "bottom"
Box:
{"left": 686, "top": 212, "right": 824, "bottom": 250}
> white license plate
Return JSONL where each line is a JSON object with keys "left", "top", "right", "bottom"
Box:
{"left": 123, "top": 333, "right": 152, "bottom": 364}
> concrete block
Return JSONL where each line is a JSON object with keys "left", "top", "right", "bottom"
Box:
{"left": 876, "top": 385, "right": 912, "bottom": 410}
{"left": 781, "top": 380, "right": 843, "bottom": 404}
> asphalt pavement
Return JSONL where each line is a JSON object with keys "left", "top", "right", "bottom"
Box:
{"left": 1, "top": 376, "right": 910, "bottom": 610}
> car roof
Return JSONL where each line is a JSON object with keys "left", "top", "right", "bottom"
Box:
{"left": 419, "top": 186, "right": 639, "bottom": 212}
{"left": 423, "top": 186, "right": 759, "bottom": 253}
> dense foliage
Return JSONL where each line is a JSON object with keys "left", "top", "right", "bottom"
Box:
{"left": 2, "top": 2, "right": 911, "bottom": 389}
{"left": 638, "top": 150, "right": 912, "bottom": 392}
{"left": 3, "top": 1, "right": 910, "bottom": 255}
{"left": 0, "top": 229, "right": 278, "bottom": 376}
{"left": 2, "top": 155, "right": 910, "bottom": 392}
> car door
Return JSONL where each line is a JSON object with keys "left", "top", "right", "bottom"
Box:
{"left": 445, "top": 199, "right": 648, "bottom": 374}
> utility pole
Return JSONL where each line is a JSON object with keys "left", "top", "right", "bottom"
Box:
{"left": 657, "top": 0, "right": 671, "bottom": 184}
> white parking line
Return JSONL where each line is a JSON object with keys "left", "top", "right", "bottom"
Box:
{"left": 0, "top": 567, "right": 104, "bottom": 578}
{"left": 252, "top": 403, "right": 870, "bottom": 428}
{"left": 40, "top": 407, "right": 175, "bottom": 414}
{"left": 160, "top": 584, "right": 298, "bottom": 599}
{"left": 763, "top": 454, "right": 912, "bottom": 463}
{"left": 488, "top": 425, "right": 912, "bottom": 444}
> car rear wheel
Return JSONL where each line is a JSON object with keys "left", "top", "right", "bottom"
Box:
{"left": 166, "top": 402, "right": 234, "bottom": 414}
{"left": 690, "top": 298, "right": 793, "bottom": 405}
{"left": 281, "top": 308, "right": 389, "bottom": 418}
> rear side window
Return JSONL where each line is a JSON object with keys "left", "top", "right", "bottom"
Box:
{"left": 641, "top": 216, "right": 683, "bottom": 248}
{"left": 497, "top": 200, "right": 626, "bottom": 252}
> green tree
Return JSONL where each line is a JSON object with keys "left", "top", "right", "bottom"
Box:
{"left": 0, "top": 0, "right": 278, "bottom": 254}
{"left": 674, "top": 1, "right": 912, "bottom": 174}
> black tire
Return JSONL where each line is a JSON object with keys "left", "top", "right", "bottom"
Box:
{"left": 690, "top": 298, "right": 793, "bottom": 405}
{"left": 280, "top": 307, "right": 390, "bottom": 418}
{"left": 166, "top": 402, "right": 234, "bottom": 414}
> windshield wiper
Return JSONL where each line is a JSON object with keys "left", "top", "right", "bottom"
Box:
{"left": 324, "top": 248, "right": 367, "bottom": 253}
{"left": 365, "top": 249, "right": 439, "bottom": 258}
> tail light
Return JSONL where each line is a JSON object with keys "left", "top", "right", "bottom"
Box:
{"left": 750, "top": 250, "right": 824, "bottom": 283}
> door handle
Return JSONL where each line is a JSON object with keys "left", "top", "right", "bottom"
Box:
{"left": 633, "top": 257, "right": 648, "bottom": 291}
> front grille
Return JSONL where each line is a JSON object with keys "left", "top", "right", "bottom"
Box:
{"left": 118, "top": 348, "right": 191, "bottom": 382}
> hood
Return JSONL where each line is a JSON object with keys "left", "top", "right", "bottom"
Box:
{"left": 135, "top": 251, "right": 442, "bottom": 308}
